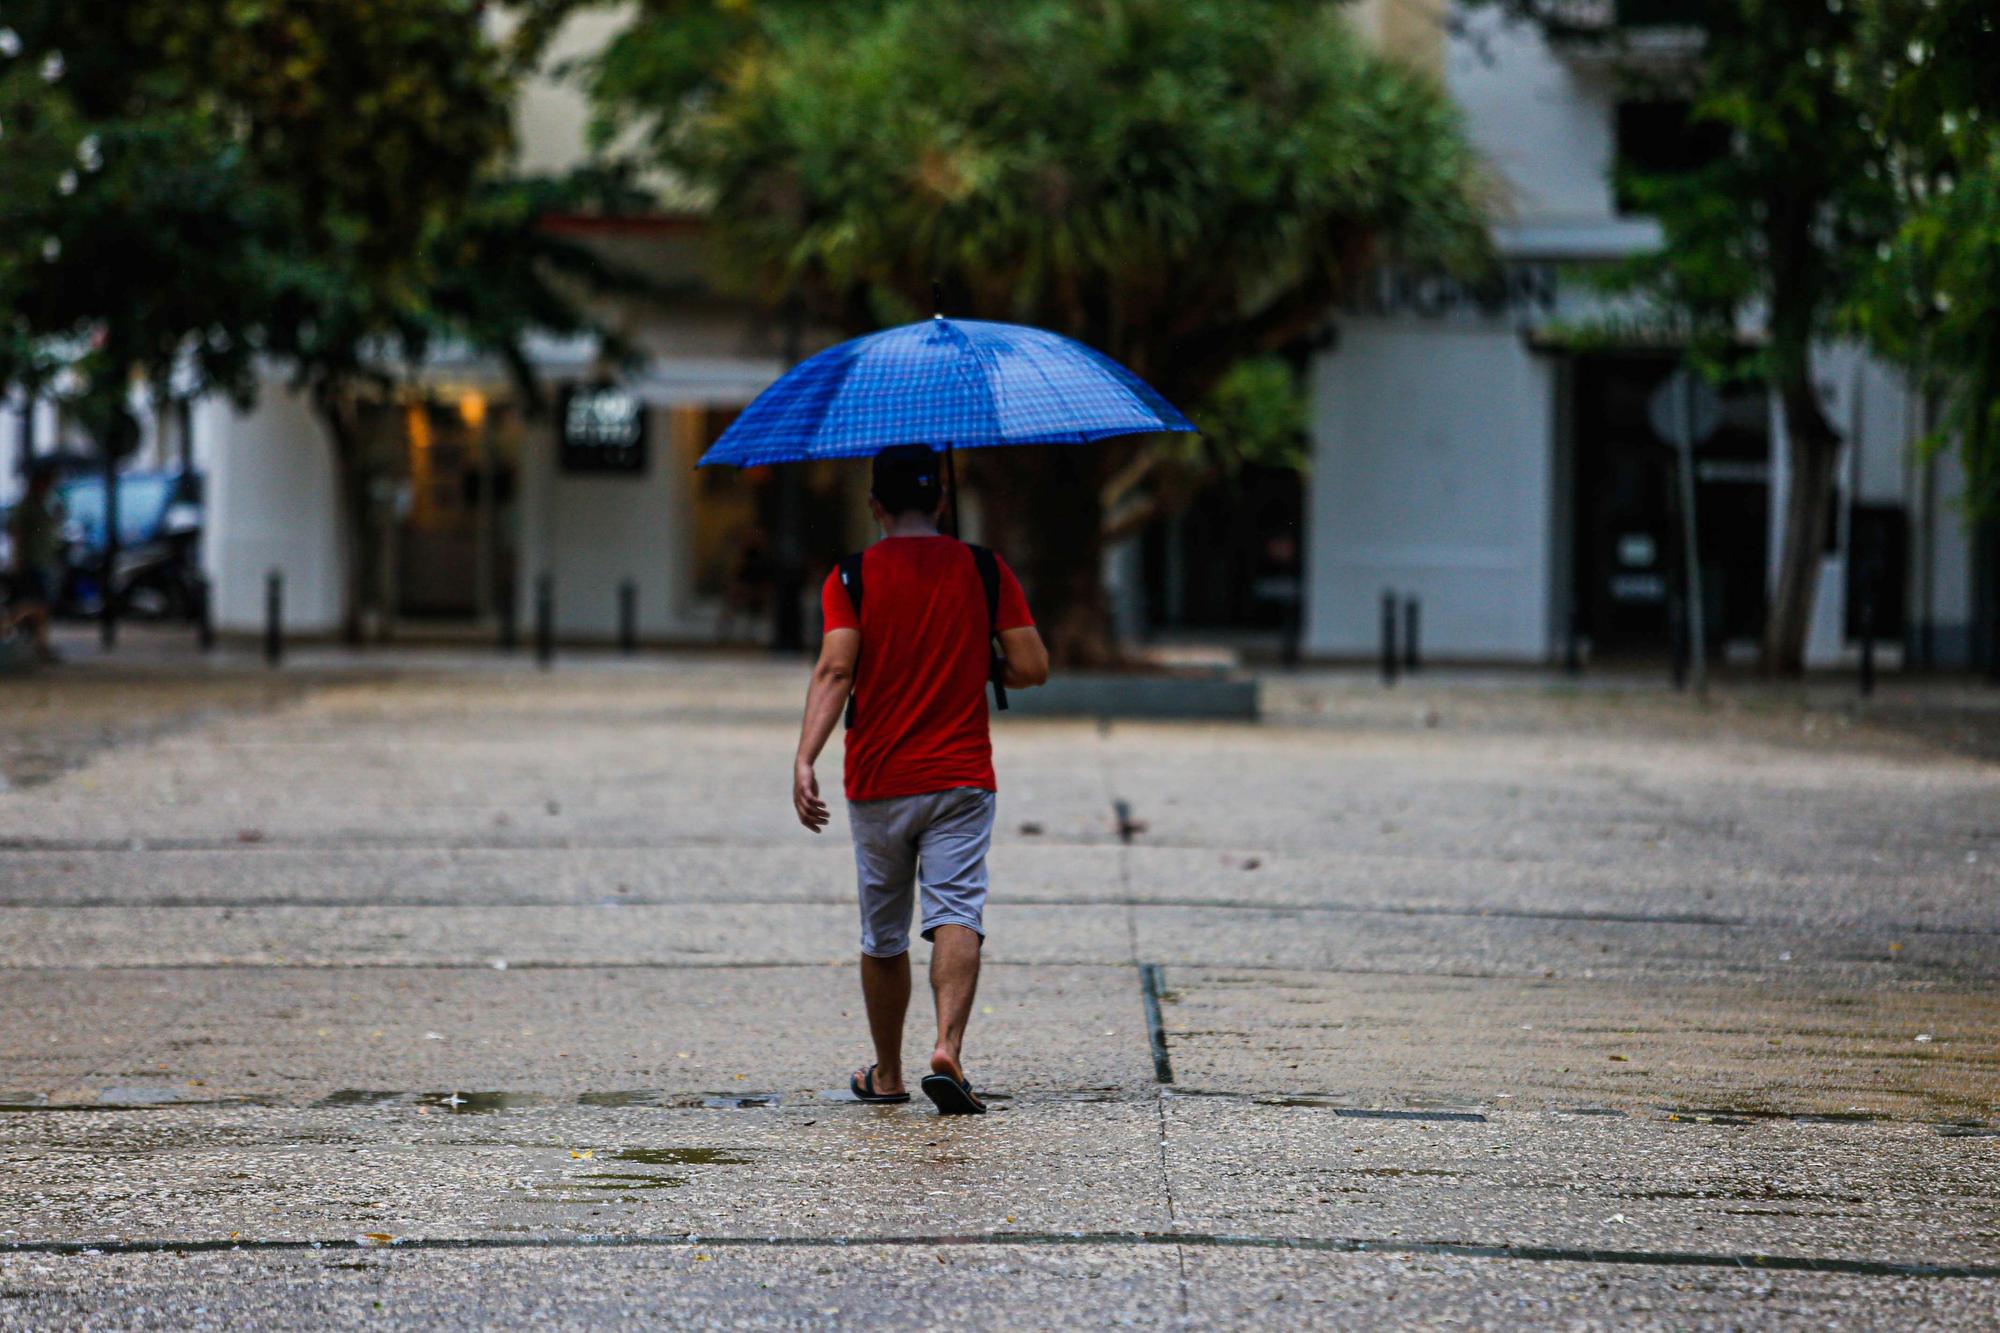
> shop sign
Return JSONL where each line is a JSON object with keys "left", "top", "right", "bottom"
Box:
{"left": 1344, "top": 262, "right": 1560, "bottom": 321}
{"left": 560, "top": 385, "right": 647, "bottom": 474}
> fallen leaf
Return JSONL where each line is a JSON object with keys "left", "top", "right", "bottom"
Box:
{"left": 357, "top": 1233, "right": 394, "bottom": 1246}
{"left": 571, "top": 1149, "right": 594, "bottom": 1159}
{"left": 1608, "top": 1055, "right": 1629, "bottom": 1063}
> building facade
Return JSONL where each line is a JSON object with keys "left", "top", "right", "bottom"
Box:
{"left": 1305, "top": 4, "right": 1989, "bottom": 670}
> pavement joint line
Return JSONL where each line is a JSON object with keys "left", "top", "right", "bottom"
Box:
{"left": 4, "top": 894, "right": 1996, "bottom": 940}
{"left": 0, "top": 1087, "right": 1976, "bottom": 1130}
{"left": 4, "top": 1231, "right": 1999, "bottom": 1280}
{"left": 1138, "top": 963, "right": 1174, "bottom": 1085}
{"left": 5, "top": 959, "right": 1989, "bottom": 989}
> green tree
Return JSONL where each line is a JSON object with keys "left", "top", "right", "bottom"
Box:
{"left": 1499, "top": 1, "right": 1896, "bottom": 674}
{"left": 3, "top": 2, "right": 639, "bottom": 641}
{"left": 1847, "top": 0, "right": 2000, "bottom": 527}
{"left": 555, "top": 0, "right": 1486, "bottom": 661}
{"left": 261, "top": 166, "right": 652, "bottom": 640}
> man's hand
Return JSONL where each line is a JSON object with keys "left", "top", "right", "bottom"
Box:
{"left": 793, "top": 626, "right": 857, "bottom": 835}
{"left": 793, "top": 758, "right": 830, "bottom": 832}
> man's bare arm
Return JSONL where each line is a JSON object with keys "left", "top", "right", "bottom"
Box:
{"left": 998, "top": 625, "right": 1049, "bottom": 690}
{"left": 793, "top": 627, "right": 859, "bottom": 832}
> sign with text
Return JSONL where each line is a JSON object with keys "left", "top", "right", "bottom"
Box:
{"left": 559, "top": 385, "right": 648, "bottom": 474}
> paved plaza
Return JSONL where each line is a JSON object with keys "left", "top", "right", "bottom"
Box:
{"left": 1, "top": 643, "right": 1998, "bottom": 1327}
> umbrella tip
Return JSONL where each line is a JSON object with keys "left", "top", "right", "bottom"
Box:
{"left": 932, "top": 280, "right": 943, "bottom": 320}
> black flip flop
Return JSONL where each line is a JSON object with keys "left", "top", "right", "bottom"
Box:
{"left": 849, "top": 1065, "right": 911, "bottom": 1104}
{"left": 920, "top": 1072, "right": 987, "bottom": 1116}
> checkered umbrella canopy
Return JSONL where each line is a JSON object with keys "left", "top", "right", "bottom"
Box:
{"left": 696, "top": 316, "right": 1195, "bottom": 468}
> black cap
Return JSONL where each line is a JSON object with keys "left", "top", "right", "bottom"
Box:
{"left": 871, "top": 444, "right": 942, "bottom": 516}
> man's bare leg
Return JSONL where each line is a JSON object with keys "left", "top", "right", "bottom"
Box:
{"left": 928, "top": 925, "right": 982, "bottom": 1081}
{"left": 857, "top": 951, "right": 910, "bottom": 1095}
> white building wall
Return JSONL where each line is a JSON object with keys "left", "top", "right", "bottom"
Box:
{"left": 197, "top": 385, "right": 344, "bottom": 634}
{"left": 1927, "top": 448, "right": 1978, "bottom": 664}
{"left": 1306, "top": 320, "right": 1556, "bottom": 660}
{"left": 518, "top": 409, "right": 693, "bottom": 641}
{"left": 1449, "top": 10, "right": 1618, "bottom": 228}
{"left": 514, "top": 354, "right": 783, "bottom": 641}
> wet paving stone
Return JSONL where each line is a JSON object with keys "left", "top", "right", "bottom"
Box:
{"left": 2, "top": 659, "right": 1999, "bottom": 1323}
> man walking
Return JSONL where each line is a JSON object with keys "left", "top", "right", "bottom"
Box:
{"left": 792, "top": 445, "right": 1048, "bottom": 1115}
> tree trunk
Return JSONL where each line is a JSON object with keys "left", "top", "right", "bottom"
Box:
{"left": 1761, "top": 374, "right": 1841, "bottom": 675}
{"left": 1002, "top": 445, "right": 1119, "bottom": 667}
{"left": 310, "top": 384, "right": 371, "bottom": 647}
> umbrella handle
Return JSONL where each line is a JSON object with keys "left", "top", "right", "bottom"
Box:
{"left": 944, "top": 440, "right": 960, "bottom": 538}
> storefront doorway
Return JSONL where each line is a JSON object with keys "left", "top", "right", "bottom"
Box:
{"left": 356, "top": 390, "right": 523, "bottom": 629}
{"left": 1569, "top": 353, "right": 1771, "bottom": 658}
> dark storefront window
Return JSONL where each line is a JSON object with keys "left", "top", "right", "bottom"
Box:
{"left": 1141, "top": 464, "right": 1304, "bottom": 632}
{"left": 1570, "top": 353, "right": 1770, "bottom": 656}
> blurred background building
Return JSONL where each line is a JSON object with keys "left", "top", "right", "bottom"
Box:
{"left": 1306, "top": 2, "right": 1976, "bottom": 670}
{"left": 1, "top": 1, "right": 1988, "bottom": 671}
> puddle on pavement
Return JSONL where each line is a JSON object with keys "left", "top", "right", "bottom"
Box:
{"left": 1654, "top": 1105, "right": 1884, "bottom": 1124}
{"left": 703, "top": 1094, "right": 782, "bottom": 1109}
{"left": 0, "top": 1087, "right": 278, "bottom": 1113}
{"left": 578, "top": 1090, "right": 673, "bottom": 1109}
{"left": 419, "top": 1092, "right": 557, "bottom": 1115}
{"left": 608, "top": 1148, "right": 752, "bottom": 1166}
{"left": 313, "top": 1091, "right": 557, "bottom": 1115}
{"left": 1251, "top": 1097, "right": 1487, "bottom": 1123}
{"left": 569, "top": 1172, "right": 688, "bottom": 1191}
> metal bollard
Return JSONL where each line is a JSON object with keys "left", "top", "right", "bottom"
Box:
{"left": 1403, "top": 596, "right": 1420, "bottom": 674}
{"left": 1858, "top": 589, "right": 1876, "bottom": 698}
{"left": 264, "top": 570, "right": 283, "bottom": 667}
{"left": 195, "top": 575, "right": 215, "bottom": 653}
{"left": 1380, "top": 589, "right": 1399, "bottom": 686}
{"left": 1668, "top": 593, "right": 1688, "bottom": 692}
{"left": 534, "top": 573, "right": 554, "bottom": 670}
{"left": 618, "top": 579, "right": 638, "bottom": 655}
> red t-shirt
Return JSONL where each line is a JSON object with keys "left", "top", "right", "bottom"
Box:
{"left": 821, "top": 536, "right": 1034, "bottom": 802}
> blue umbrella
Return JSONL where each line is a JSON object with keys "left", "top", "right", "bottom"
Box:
{"left": 697, "top": 314, "right": 1195, "bottom": 530}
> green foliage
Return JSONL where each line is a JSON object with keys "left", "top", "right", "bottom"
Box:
{"left": 1844, "top": 0, "right": 2000, "bottom": 520}
{"left": 1189, "top": 357, "right": 1309, "bottom": 475}
{"left": 580, "top": 0, "right": 1486, "bottom": 394}
{"left": 561, "top": 0, "right": 1485, "bottom": 657}
{"left": 0, "top": 1, "right": 518, "bottom": 412}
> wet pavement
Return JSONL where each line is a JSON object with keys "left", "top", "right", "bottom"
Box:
{"left": 1, "top": 644, "right": 1998, "bottom": 1327}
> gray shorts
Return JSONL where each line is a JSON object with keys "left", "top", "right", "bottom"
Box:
{"left": 847, "top": 786, "right": 997, "bottom": 957}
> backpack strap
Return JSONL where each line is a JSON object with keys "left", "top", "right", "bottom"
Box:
{"left": 966, "top": 543, "right": 1009, "bottom": 713}
{"left": 837, "top": 551, "right": 864, "bottom": 729}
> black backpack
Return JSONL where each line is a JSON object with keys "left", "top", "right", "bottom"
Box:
{"left": 836, "top": 542, "right": 1010, "bottom": 729}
